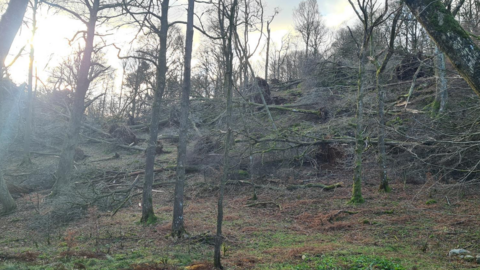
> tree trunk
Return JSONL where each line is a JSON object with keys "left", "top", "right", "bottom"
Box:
{"left": 23, "top": 0, "right": 38, "bottom": 165}
{"left": 52, "top": 1, "right": 98, "bottom": 194}
{"left": 351, "top": 41, "right": 367, "bottom": 204}
{"left": 377, "top": 5, "right": 402, "bottom": 192}
{"left": 0, "top": 0, "right": 29, "bottom": 78}
{"left": 265, "top": 22, "right": 270, "bottom": 82}
{"left": 433, "top": 45, "right": 448, "bottom": 114}
{"left": 0, "top": 88, "right": 16, "bottom": 212}
{"left": 377, "top": 73, "right": 388, "bottom": 192}
{"left": 405, "top": 0, "right": 480, "bottom": 95}
{"left": 172, "top": 0, "right": 194, "bottom": 237}
{"left": 214, "top": 0, "right": 238, "bottom": 268}
{"left": 141, "top": 0, "right": 169, "bottom": 224}
{"left": 0, "top": 131, "right": 15, "bottom": 212}
{"left": 0, "top": 170, "right": 16, "bottom": 213}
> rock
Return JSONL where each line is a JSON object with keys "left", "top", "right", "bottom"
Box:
{"left": 449, "top": 249, "right": 470, "bottom": 256}
{"left": 464, "top": 255, "right": 475, "bottom": 262}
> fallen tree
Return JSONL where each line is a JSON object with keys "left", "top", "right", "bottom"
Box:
{"left": 405, "top": 0, "right": 480, "bottom": 95}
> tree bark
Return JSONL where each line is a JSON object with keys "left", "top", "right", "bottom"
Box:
{"left": 0, "top": 0, "right": 29, "bottom": 78}
{"left": 141, "top": 0, "right": 170, "bottom": 224}
{"left": 172, "top": 0, "right": 194, "bottom": 237}
{"left": 52, "top": 0, "right": 99, "bottom": 194}
{"left": 405, "top": 0, "right": 480, "bottom": 95}
{"left": 433, "top": 45, "right": 448, "bottom": 114}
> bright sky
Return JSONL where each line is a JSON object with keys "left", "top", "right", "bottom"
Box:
{"left": 3, "top": 0, "right": 357, "bottom": 90}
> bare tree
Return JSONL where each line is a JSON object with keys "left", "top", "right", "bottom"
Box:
{"left": 44, "top": 0, "right": 120, "bottom": 194}
{"left": 125, "top": 57, "right": 150, "bottom": 125}
{"left": 172, "top": 0, "right": 194, "bottom": 238}
{"left": 214, "top": 0, "right": 238, "bottom": 268}
{"left": 368, "top": 2, "right": 403, "bottom": 192}
{"left": 123, "top": 0, "right": 171, "bottom": 224}
{"left": 264, "top": 8, "right": 278, "bottom": 82}
{"left": 22, "top": 0, "right": 40, "bottom": 165}
{"left": 293, "top": 0, "right": 327, "bottom": 58}
{"left": 348, "top": 0, "right": 389, "bottom": 203}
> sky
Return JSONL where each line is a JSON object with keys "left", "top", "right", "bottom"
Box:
{"left": 2, "top": 0, "right": 357, "bottom": 91}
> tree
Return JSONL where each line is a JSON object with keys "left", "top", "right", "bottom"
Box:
{"left": 44, "top": 0, "right": 120, "bottom": 194}
{"left": 0, "top": 0, "right": 29, "bottom": 79}
{"left": 0, "top": 103, "right": 16, "bottom": 212}
{"left": 293, "top": 0, "right": 327, "bottom": 58}
{"left": 22, "top": 0, "right": 39, "bottom": 165}
{"left": 405, "top": 0, "right": 480, "bottom": 95}
{"left": 172, "top": 0, "right": 194, "bottom": 238}
{"left": 0, "top": 0, "right": 29, "bottom": 213}
{"left": 123, "top": 0, "right": 171, "bottom": 224}
{"left": 125, "top": 57, "right": 150, "bottom": 125}
{"left": 368, "top": 3, "right": 403, "bottom": 192}
{"left": 348, "top": 0, "right": 389, "bottom": 204}
{"left": 214, "top": 0, "right": 238, "bottom": 267}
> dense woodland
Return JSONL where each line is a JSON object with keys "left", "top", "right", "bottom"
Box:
{"left": 1, "top": 0, "right": 480, "bottom": 269}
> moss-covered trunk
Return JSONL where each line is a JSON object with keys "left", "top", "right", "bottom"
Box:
{"left": 405, "top": 0, "right": 480, "bottom": 95}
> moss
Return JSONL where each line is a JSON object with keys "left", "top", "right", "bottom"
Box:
{"left": 428, "top": 1, "right": 470, "bottom": 39}
{"left": 237, "top": 170, "right": 249, "bottom": 178}
{"left": 426, "top": 199, "right": 437, "bottom": 205}
{"left": 378, "top": 182, "right": 391, "bottom": 193}
{"left": 147, "top": 214, "right": 158, "bottom": 225}
{"left": 287, "top": 89, "right": 302, "bottom": 97}
{"left": 349, "top": 196, "right": 365, "bottom": 204}
{"left": 428, "top": 100, "right": 441, "bottom": 117}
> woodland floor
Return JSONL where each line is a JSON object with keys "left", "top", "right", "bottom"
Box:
{"left": 1, "top": 136, "right": 480, "bottom": 270}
